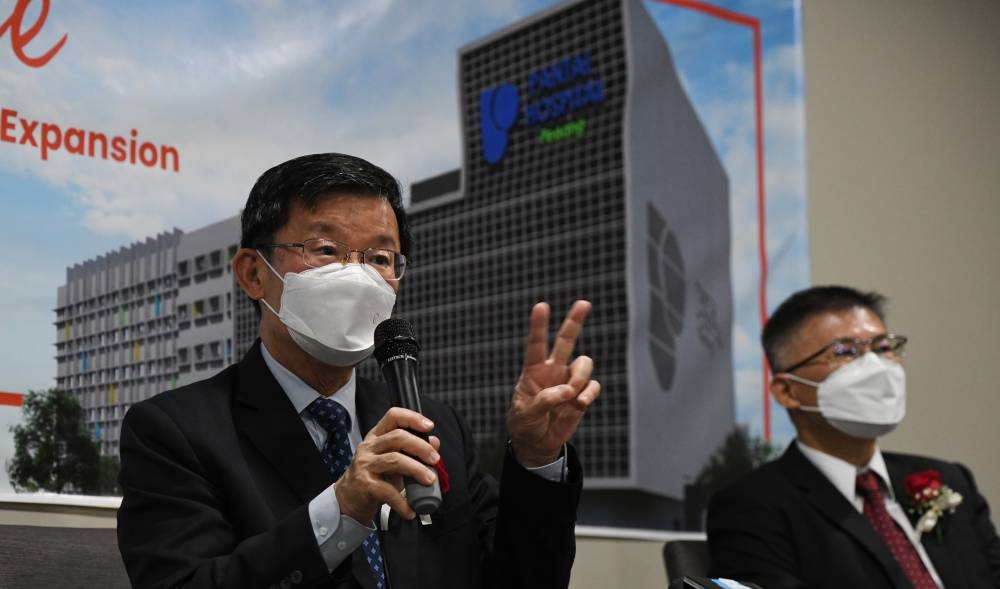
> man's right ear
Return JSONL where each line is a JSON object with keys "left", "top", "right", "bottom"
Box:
{"left": 232, "top": 248, "right": 266, "bottom": 301}
{"left": 770, "top": 375, "right": 801, "bottom": 410}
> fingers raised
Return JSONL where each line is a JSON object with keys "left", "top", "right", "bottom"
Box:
{"left": 549, "top": 300, "right": 592, "bottom": 365}
{"left": 522, "top": 302, "right": 551, "bottom": 368}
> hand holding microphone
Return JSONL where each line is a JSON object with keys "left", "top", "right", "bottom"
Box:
{"left": 373, "top": 318, "right": 442, "bottom": 515}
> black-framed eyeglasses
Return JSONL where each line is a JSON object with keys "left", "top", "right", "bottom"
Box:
{"left": 779, "top": 334, "right": 908, "bottom": 374}
{"left": 256, "top": 238, "right": 408, "bottom": 280}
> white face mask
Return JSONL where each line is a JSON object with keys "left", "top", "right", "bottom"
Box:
{"left": 783, "top": 352, "right": 906, "bottom": 439}
{"left": 257, "top": 252, "right": 396, "bottom": 367}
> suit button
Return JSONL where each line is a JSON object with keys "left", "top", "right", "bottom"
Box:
{"left": 336, "top": 540, "right": 347, "bottom": 550}
{"left": 290, "top": 570, "right": 303, "bottom": 584}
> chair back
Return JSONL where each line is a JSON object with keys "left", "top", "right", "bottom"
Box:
{"left": 662, "top": 539, "right": 710, "bottom": 581}
{"left": 0, "top": 524, "right": 129, "bottom": 588}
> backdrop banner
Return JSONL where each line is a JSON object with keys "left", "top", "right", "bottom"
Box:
{"left": 1, "top": 0, "right": 808, "bottom": 528}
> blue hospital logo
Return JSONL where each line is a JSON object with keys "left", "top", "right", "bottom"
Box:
{"left": 479, "top": 83, "right": 520, "bottom": 164}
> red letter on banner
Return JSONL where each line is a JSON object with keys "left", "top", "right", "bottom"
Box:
{"left": 0, "top": 108, "right": 18, "bottom": 143}
{"left": 0, "top": 0, "right": 68, "bottom": 68}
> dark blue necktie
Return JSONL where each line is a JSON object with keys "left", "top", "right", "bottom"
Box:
{"left": 308, "top": 397, "right": 388, "bottom": 589}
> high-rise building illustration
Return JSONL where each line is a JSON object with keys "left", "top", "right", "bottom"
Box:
{"left": 54, "top": 218, "right": 255, "bottom": 456}
{"left": 54, "top": 0, "right": 734, "bottom": 526}
{"left": 55, "top": 230, "right": 183, "bottom": 456}
{"left": 360, "top": 0, "right": 734, "bottom": 523}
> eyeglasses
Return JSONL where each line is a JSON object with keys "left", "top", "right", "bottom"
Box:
{"left": 780, "top": 334, "right": 907, "bottom": 374}
{"left": 256, "top": 238, "right": 408, "bottom": 280}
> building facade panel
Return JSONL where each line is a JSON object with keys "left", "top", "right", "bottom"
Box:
{"left": 418, "top": 0, "right": 633, "bottom": 483}
{"left": 622, "top": 0, "right": 734, "bottom": 498}
{"left": 175, "top": 216, "right": 241, "bottom": 388}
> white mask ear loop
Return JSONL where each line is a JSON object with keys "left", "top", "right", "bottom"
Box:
{"left": 781, "top": 372, "right": 823, "bottom": 413}
{"left": 782, "top": 372, "right": 821, "bottom": 388}
{"left": 256, "top": 250, "right": 285, "bottom": 317}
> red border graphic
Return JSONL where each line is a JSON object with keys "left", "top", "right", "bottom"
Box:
{"left": 0, "top": 392, "right": 24, "bottom": 407}
{"left": 654, "top": 0, "right": 771, "bottom": 440}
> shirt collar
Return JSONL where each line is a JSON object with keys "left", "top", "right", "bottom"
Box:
{"left": 796, "top": 439, "right": 895, "bottom": 502}
{"left": 260, "top": 342, "right": 358, "bottom": 418}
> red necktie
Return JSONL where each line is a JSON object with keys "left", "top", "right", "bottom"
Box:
{"left": 856, "top": 471, "right": 939, "bottom": 589}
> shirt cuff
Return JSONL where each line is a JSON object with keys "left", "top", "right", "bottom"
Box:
{"left": 524, "top": 455, "right": 567, "bottom": 482}
{"left": 308, "top": 485, "right": 375, "bottom": 572}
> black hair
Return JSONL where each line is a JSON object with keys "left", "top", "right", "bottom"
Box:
{"left": 240, "top": 153, "right": 412, "bottom": 257}
{"left": 762, "top": 285, "right": 886, "bottom": 372}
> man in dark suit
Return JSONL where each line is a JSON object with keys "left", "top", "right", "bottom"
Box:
{"left": 707, "top": 286, "right": 1000, "bottom": 588}
{"left": 117, "top": 153, "right": 602, "bottom": 589}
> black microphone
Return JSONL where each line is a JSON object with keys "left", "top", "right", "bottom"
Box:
{"left": 373, "top": 318, "right": 441, "bottom": 515}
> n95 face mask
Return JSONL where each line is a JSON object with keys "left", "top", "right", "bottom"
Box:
{"left": 783, "top": 352, "right": 906, "bottom": 439}
{"left": 258, "top": 252, "right": 396, "bottom": 367}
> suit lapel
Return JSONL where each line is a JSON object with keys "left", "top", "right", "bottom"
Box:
{"left": 233, "top": 341, "right": 333, "bottom": 504}
{"left": 780, "top": 444, "right": 913, "bottom": 589}
{"left": 886, "top": 454, "right": 962, "bottom": 589}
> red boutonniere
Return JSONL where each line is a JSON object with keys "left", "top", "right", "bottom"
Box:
{"left": 903, "top": 469, "right": 962, "bottom": 540}
{"left": 434, "top": 457, "right": 450, "bottom": 494}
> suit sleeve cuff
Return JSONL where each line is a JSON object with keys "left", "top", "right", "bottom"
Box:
{"left": 501, "top": 443, "right": 582, "bottom": 519}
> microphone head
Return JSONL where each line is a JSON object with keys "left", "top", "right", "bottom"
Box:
{"left": 373, "top": 318, "right": 420, "bottom": 366}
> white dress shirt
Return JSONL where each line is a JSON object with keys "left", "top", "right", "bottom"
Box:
{"left": 261, "top": 343, "right": 566, "bottom": 572}
{"left": 796, "top": 440, "right": 944, "bottom": 588}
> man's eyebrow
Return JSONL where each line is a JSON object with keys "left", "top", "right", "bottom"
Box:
{"left": 305, "top": 221, "right": 341, "bottom": 236}
{"left": 305, "top": 222, "right": 399, "bottom": 249}
{"left": 366, "top": 234, "right": 399, "bottom": 249}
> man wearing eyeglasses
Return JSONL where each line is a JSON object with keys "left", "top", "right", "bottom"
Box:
{"left": 116, "top": 153, "right": 601, "bottom": 589}
{"left": 707, "top": 285, "right": 1000, "bottom": 588}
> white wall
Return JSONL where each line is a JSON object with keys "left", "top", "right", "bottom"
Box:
{"left": 803, "top": 0, "right": 1000, "bottom": 510}
{"left": 573, "top": 536, "right": 668, "bottom": 588}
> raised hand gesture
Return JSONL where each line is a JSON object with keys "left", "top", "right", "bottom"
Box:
{"left": 507, "top": 300, "right": 602, "bottom": 467}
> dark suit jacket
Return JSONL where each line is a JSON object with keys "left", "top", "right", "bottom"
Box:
{"left": 117, "top": 342, "right": 581, "bottom": 589}
{"left": 707, "top": 443, "right": 1000, "bottom": 589}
